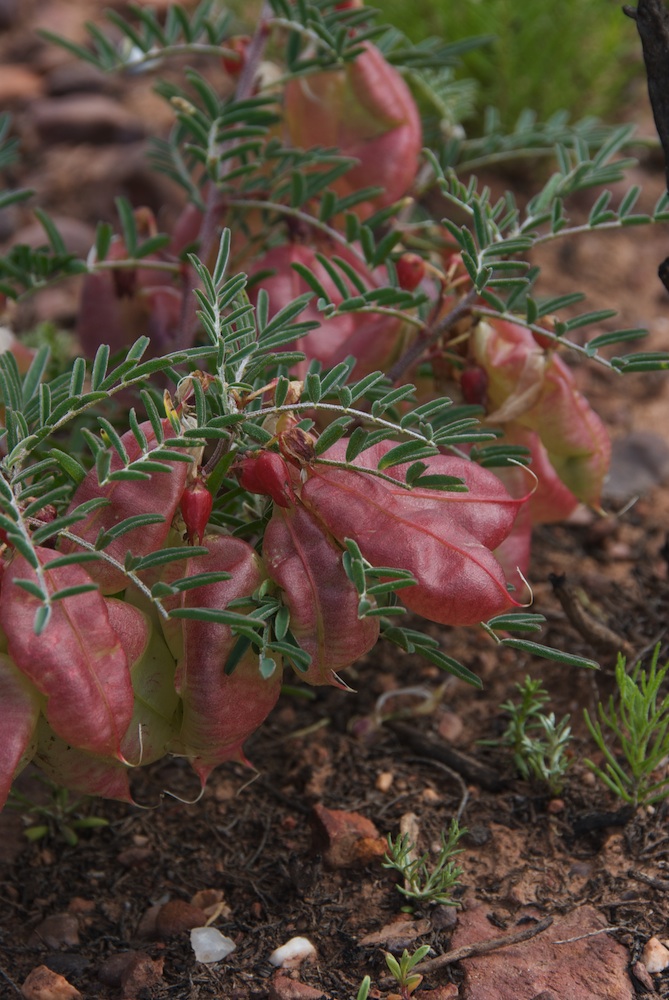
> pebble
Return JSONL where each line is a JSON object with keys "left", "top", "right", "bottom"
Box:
{"left": 375, "top": 770, "right": 394, "bottom": 792}
{"left": 0, "top": 0, "right": 18, "bottom": 31}
{"left": 269, "top": 936, "right": 317, "bottom": 967}
{"left": 21, "top": 964, "right": 81, "bottom": 999}
{"left": 0, "top": 65, "right": 43, "bottom": 107}
{"left": 30, "top": 912, "right": 80, "bottom": 949}
{"left": 28, "top": 95, "right": 145, "bottom": 145}
{"left": 190, "top": 926, "right": 236, "bottom": 964}
{"left": 641, "top": 935, "right": 669, "bottom": 974}
{"left": 155, "top": 899, "right": 208, "bottom": 939}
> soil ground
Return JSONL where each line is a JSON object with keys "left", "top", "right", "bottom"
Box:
{"left": 2, "top": 3, "right": 669, "bottom": 999}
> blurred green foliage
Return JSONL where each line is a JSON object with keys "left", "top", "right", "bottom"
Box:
{"left": 380, "top": 0, "right": 641, "bottom": 126}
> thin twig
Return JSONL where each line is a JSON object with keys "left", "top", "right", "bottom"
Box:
{"left": 0, "top": 966, "right": 22, "bottom": 997}
{"left": 628, "top": 868, "right": 669, "bottom": 891}
{"left": 413, "top": 915, "right": 553, "bottom": 974}
{"left": 553, "top": 926, "right": 618, "bottom": 945}
{"left": 386, "top": 287, "right": 477, "bottom": 385}
{"left": 623, "top": 0, "right": 669, "bottom": 291}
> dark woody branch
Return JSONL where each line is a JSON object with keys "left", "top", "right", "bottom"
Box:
{"left": 624, "top": 0, "right": 669, "bottom": 291}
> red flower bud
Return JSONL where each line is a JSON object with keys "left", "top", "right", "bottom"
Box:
{"left": 460, "top": 366, "right": 488, "bottom": 406}
{"left": 221, "top": 36, "right": 250, "bottom": 77}
{"left": 395, "top": 253, "right": 425, "bottom": 291}
{"left": 236, "top": 451, "right": 295, "bottom": 508}
{"left": 180, "top": 478, "right": 213, "bottom": 545}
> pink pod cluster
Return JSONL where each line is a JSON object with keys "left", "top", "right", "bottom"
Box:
{"left": 470, "top": 318, "right": 611, "bottom": 520}
{"left": 249, "top": 243, "right": 405, "bottom": 380}
{"left": 283, "top": 41, "right": 422, "bottom": 220}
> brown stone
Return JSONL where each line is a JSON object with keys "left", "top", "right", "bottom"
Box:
{"left": 30, "top": 912, "right": 80, "bottom": 949}
{"left": 154, "top": 899, "right": 207, "bottom": 939}
{"left": 97, "top": 951, "right": 145, "bottom": 988}
{"left": 0, "top": 65, "right": 43, "bottom": 107}
{"left": 454, "top": 904, "right": 633, "bottom": 1000}
{"left": 21, "top": 965, "right": 81, "bottom": 999}
{"left": 268, "top": 973, "right": 330, "bottom": 1000}
{"left": 310, "top": 803, "right": 384, "bottom": 869}
{"left": 28, "top": 95, "right": 144, "bottom": 145}
{"left": 120, "top": 952, "right": 165, "bottom": 997}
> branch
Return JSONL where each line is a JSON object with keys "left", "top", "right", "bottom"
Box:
{"left": 413, "top": 915, "right": 553, "bottom": 974}
{"left": 623, "top": 0, "right": 669, "bottom": 291}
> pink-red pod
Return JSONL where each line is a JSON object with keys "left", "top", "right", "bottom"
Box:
{"left": 472, "top": 318, "right": 611, "bottom": 509}
{"left": 0, "top": 653, "right": 41, "bottom": 811}
{"left": 77, "top": 207, "right": 184, "bottom": 356}
{"left": 249, "top": 243, "right": 403, "bottom": 380}
{"left": 163, "top": 534, "right": 282, "bottom": 785}
{"left": 497, "top": 426, "right": 579, "bottom": 525}
{"left": 320, "top": 439, "right": 528, "bottom": 551}
{"left": 283, "top": 41, "right": 422, "bottom": 218}
{"left": 0, "top": 546, "right": 135, "bottom": 760}
{"left": 263, "top": 503, "right": 379, "bottom": 687}
{"left": 301, "top": 466, "right": 517, "bottom": 626}
{"left": 105, "top": 599, "right": 179, "bottom": 765}
{"left": 60, "top": 418, "right": 190, "bottom": 594}
{"left": 32, "top": 718, "right": 134, "bottom": 804}
{"left": 236, "top": 451, "right": 295, "bottom": 508}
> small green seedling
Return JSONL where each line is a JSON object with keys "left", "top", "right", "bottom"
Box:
{"left": 584, "top": 644, "right": 669, "bottom": 808}
{"left": 355, "top": 975, "right": 371, "bottom": 1000}
{"left": 492, "top": 676, "right": 572, "bottom": 795}
{"left": 8, "top": 779, "right": 109, "bottom": 847}
{"left": 385, "top": 945, "right": 430, "bottom": 999}
{"left": 383, "top": 818, "right": 466, "bottom": 906}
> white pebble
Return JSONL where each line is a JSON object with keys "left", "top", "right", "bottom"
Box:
{"left": 269, "top": 936, "right": 317, "bottom": 967}
{"left": 642, "top": 936, "right": 669, "bottom": 974}
{"left": 190, "top": 926, "right": 236, "bottom": 964}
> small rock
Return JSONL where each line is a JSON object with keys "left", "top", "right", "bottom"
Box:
{"left": 268, "top": 974, "right": 329, "bottom": 1000}
{"left": 116, "top": 845, "right": 154, "bottom": 868}
{"left": 21, "top": 965, "right": 81, "bottom": 999}
{"left": 98, "top": 952, "right": 146, "bottom": 988}
{"left": 310, "top": 804, "right": 384, "bottom": 869}
{"left": 438, "top": 710, "right": 464, "bottom": 744}
{"left": 47, "top": 63, "right": 113, "bottom": 97}
{"left": 269, "top": 936, "right": 317, "bottom": 968}
{"left": 135, "top": 903, "right": 162, "bottom": 940}
{"left": 155, "top": 899, "right": 207, "bottom": 939}
{"left": 190, "top": 888, "right": 231, "bottom": 920}
{"left": 603, "top": 430, "right": 669, "bottom": 504}
{"left": 359, "top": 918, "right": 431, "bottom": 951}
{"left": 66, "top": 898, "right": 95, "bottom": 917}
{"left": 0, "top": 0, "right": 18, "bottom": 30}
{"left": 641, "top": 936, "right": 669, "bottom": 974}
{"left": 0, "top": 65, "right": 43, "bottom": 107}
{"left": 28, "top": 95, "right": 144, "bottom": 145}
{"left": 631, "top": 960, "right": 656, "bottom": 991}
{"left": 30, "top": 913, "right": 80, "bottom": 949}
{"left": 190, "top": 927, "right": 236, "bottom": 964}
{"left": 376, "top": 770, "right": 394, "bottom": 792}
{"left": 120, "top": 952, "right": 164, "bottom": 997}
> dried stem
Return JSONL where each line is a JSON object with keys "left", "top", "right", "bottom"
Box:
{"left": 623, "top": 0, "right": 669, "bottom": 290}
{"left": 413, "top": 915, "right": 553, "bottom": 974}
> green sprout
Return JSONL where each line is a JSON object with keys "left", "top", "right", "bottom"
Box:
{"left": 584, "top": 644, "right": 669, "bottom": 808}
{"left": 8, "top": 778, "right": 109, "bottom": 846}
{"left": 492, "top": 676, "right": 572, "bottom": 795}
{"left": 383, "top": 818, "right": 466, "bottom": 906}
{"left": 355, "top": 975, "right": 371, "bottom": 1000}
{"left": 385, "top": 945, "right": 430, "bottom": 999}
